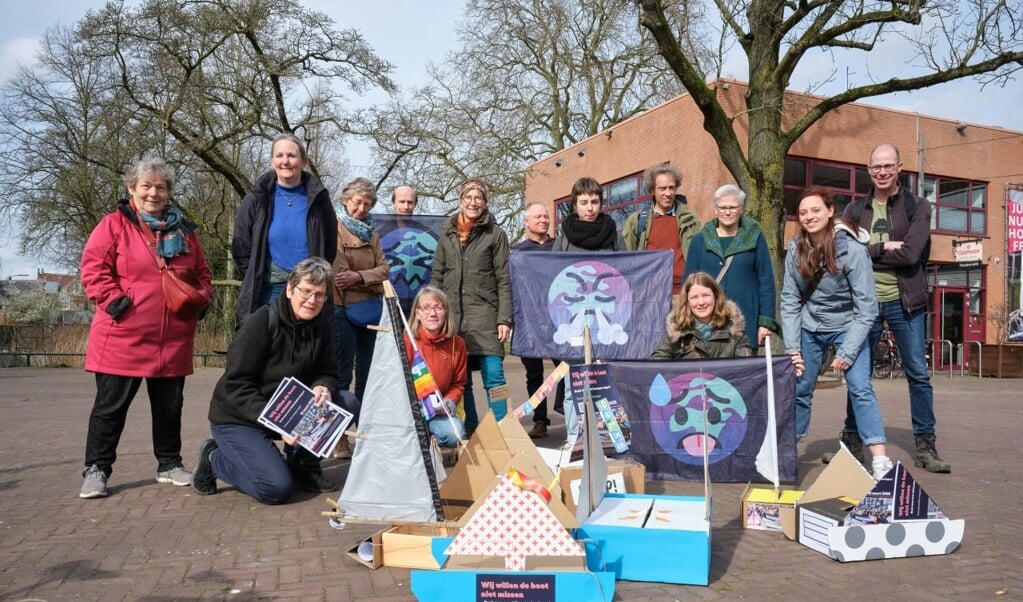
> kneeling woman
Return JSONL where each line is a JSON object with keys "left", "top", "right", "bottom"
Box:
{"left": 652, "top": 272, "right": 754, "bottom": 360}
{"left": 194, "top": 258, "right": 352, "bottom": 504}
{"left": 404, "top": 287, "right": 468, "bottom": 447}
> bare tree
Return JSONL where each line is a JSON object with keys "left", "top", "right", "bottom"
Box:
{"left": 0, "top": 0, "right": 394, "bottom": 269}
{"left": 365, "top": 0, "right": 693, "bottom": 237}
{"left": 635, "top": 0, "right": 1023, "bottom": 263}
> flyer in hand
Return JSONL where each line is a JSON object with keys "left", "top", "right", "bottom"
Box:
{"left": 258, "top": 377, "right": 354, "bottom": 458}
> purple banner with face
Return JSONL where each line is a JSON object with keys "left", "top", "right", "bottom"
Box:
{"left": 375, "top": 214, "right": 447, "bottom": 314}
{"left": 606, "top": 356, "right": 798, "bottom": 483}
{"left": 509, "top": 250, "right": 673, "bottom": 360}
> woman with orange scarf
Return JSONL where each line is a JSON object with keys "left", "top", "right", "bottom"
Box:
{"left": 431, "top": 179, "right": 512, "bottom": 436}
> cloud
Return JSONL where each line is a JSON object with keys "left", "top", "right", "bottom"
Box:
{"left": 0, "top": 36, "right": 40, "bottom": 84}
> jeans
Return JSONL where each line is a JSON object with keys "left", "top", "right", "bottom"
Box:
{"left": 84, "top": 374, "right": 185, "bottom": 474}
{"left": 210, "top": 423, "right": 293, "bottom": 505}
{"left": 333, "top": 305, "right": 376, "bottom": 402}
{"left": 428, "top": 414, "right": 466, "bottom": 447}
{"left": 795, "top": 329, "right": 887, "bottom": 445}
{"left": 259, "top": 281, "right": 286, "bottom": 305}
{"left": 844, "top": 301, "right": 935, "bottom": 436}
{"left": 463, "top": 355, "right": 507, "bottom": 429}
{"left": 520, "top": 356, "right": 564, "bottom": 425}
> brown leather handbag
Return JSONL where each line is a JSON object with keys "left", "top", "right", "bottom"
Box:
{"left": 161, "top": 257, "right": 207, "bottom": 318}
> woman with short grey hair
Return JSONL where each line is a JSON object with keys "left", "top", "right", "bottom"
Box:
{"left": 682, "top": 183, "right": 778, "bottom": 351}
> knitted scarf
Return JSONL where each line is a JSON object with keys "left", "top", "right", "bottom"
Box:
{"left": 133, "top": 201, "right": 189, "bottom": 258}
{"left": 337, "top": 203, "right": 375, "bottom": 242}
{"left": 561, "top": 213, "right": 617, "bottom": 250}
{"left": 457, "top": 211, "right": 481, "bottom": 247}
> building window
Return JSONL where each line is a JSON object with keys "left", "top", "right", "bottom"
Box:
{"left": 921, "top": 177, "right": 986, "bottom": 235}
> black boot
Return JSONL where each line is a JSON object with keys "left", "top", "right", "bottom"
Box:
{"left": 914, "top": 433, "right": 951, "bottom": 473}
{"left": 821, "top": 430, "right": 866, "bottom": 465}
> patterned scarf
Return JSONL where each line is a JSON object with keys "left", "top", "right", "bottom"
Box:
{"left": 134, "top": 201, "right": 189, "bottom": 258}
{"left": 560, "top": 213, "right": 617, "bottom": 250}
{"left": 337, "top": 203, "right": 375, "bottom": 242}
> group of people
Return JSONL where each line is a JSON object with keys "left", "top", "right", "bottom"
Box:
{"left": 78, "top": 138, "right": 949, "bottom": 504}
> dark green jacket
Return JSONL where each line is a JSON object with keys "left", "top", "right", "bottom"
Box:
{"left": 651, "top": 301, "right": 753, "bottom": 359}
{"left": 431, "top": 211, "right": 512, "bottom": 356}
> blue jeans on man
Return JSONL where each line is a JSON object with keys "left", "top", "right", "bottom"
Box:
{"left": 795, "top": 329, "right": 887, "bottom": 445}
{"left": 843, "top": 301, "right": 935, "bottom": 435}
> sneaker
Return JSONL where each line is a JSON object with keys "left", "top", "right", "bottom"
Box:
{"left": 871, "top": 455, "right": 894, "bottom": 481}
{"left": 156, "top": 465, "right": 193, "bottom": 486}
{"left": 528, "top": 421, "right": 548, "bottom": 439}
{"left": 192, "top": 439, "right": 218, "bottom": 496}
{"left": 914, "top": 433, "right": 951, "bottom": 473}
{"left": 79, "top": 465, "right": 109, "bottom": 499}
{"left": 291, "top": 466, "right": 338, "bottom": 493}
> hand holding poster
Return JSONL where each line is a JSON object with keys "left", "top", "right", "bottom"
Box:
{"left": 258, "top": 377, "right": 354, "bottom": 458}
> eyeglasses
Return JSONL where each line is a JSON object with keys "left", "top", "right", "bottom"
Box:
{"left": 461, "top": 195, "right": 486, "bottom": 206}
{"left": 293, "top": 286, "right": 327, "bottom": 302}
{"left": 715, "top": 205, "right": 741, "bottom": 214}
{"left": 417, "top": 305, "right": 446, "bottom": 314}
{"left": 867, "top": 163, "right": 900, "bottom": 174}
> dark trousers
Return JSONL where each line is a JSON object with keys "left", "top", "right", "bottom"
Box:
{"left": 84, "top": 373, "right": 185, "bottom": 474}
{"left": 334, "top": 305, "right": 377, "bottom": 402}
{"left": 519, "top": 357, "right": 564, "bottom": 425}
{"left": 210, "top": 423, "right": 293, "bottom": 505}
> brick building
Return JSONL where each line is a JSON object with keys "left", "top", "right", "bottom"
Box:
{"left": 524, "top": 79, "right": 1023, "bottom": 367}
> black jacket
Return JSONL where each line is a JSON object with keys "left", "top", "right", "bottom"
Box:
{"left": 232, "top": 170, "right": 337, "bottom": 326}
{"left": 209, "top": 293, "right": 339, "bottom": 427}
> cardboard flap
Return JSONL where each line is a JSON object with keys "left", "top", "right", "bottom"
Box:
{"left": 800, "top": 443, "right": 875, "bottom": 504}
{"left": 439, "top": 411, "right": 577, "bottom": 528}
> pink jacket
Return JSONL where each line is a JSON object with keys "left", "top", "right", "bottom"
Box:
{"left": 81, "top": 204, "right": 212, "bottom": 377}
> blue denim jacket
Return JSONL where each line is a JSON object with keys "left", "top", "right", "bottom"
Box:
{"left": 781, "top": 225, "right": 879, "bottom": 365}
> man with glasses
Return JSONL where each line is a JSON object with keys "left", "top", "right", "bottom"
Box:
{"left": 834, "top": 143, "right": 950, "bottom": 474}
{"left": 622, "top": 162, "right": 701, "bottom": 295}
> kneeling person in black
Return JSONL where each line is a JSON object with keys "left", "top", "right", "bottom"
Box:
{"left": 194, "top": 257, "right": 351, "bottom": 504}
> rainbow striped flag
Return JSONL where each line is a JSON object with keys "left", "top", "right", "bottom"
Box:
{"left": 410, "top": 349, "right": 441, "bottom": 419}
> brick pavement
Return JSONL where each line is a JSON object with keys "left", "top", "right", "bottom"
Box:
{"left": 0, "top": 364, "right": 1019, "bottom": 601}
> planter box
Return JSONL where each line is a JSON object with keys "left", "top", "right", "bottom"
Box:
{"left": 974, "top": 344, "right": 1023, "bottom": 378}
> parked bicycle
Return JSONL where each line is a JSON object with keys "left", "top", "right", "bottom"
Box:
{"left": 872, "top": 327, "right": 903, "bottom": 379}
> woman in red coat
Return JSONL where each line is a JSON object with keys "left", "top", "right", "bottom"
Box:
{"left": 78, "top": 157, "right": 212, "bottom": 499}
{"left": 404, "top": 286, "right": 468, "bottom": 447}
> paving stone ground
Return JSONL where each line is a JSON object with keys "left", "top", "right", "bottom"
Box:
{"left": 0, "top": 363, "right": 1018, "bottom": 601}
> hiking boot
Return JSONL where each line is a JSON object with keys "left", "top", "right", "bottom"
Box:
{"left": 156, "top": 465, "right": 193, "bottom": 487}
{"left": 821, "top": 430, "right": 866, "bottom": 465}
{"left": 528, "top": 421, "right": 548, "bottom": 439}
{"left": 914, "top": 434, "right": 951, "bottom": 473}
{"left": 192, "top": 439, "right": 218, "bottom": 496}
{"left": 291, "top": 466, "right": 338, "bottom": 493}
{"left": 871, "top": 455, "right": 894, "bottom": 481}
{"left": 79, "top": 465, "right": 109, "bottom": 499}
{"left": 332, "top": 437, "right": 352, "bottom": 459}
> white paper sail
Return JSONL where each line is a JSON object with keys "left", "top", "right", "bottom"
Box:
{"left": 754, "top": 336, "right": 780, "bottom": 489}
{"left": 337, "top": 287, "right": 443, "bottom": 522}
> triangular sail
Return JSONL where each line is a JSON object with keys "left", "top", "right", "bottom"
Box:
{"left": 337, "top": 285, "right": 444, "bottom": 521}
{"left": 755, "top": 336, "right": 780, "bottom": 491}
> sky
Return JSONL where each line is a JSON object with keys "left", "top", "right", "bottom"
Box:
{"left": 1, "top": 1, "right": 1020, "bottom": 277}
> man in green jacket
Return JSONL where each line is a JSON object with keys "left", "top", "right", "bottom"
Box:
{"left": 621, "top": 162, "right": 701, "bottom": 295}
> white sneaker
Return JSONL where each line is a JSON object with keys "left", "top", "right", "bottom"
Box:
{"left": 156, "top": 466, "right": 193, "bottom": 486}
{"left": 871, "top": 455, "right": 894, "bottom": 481}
